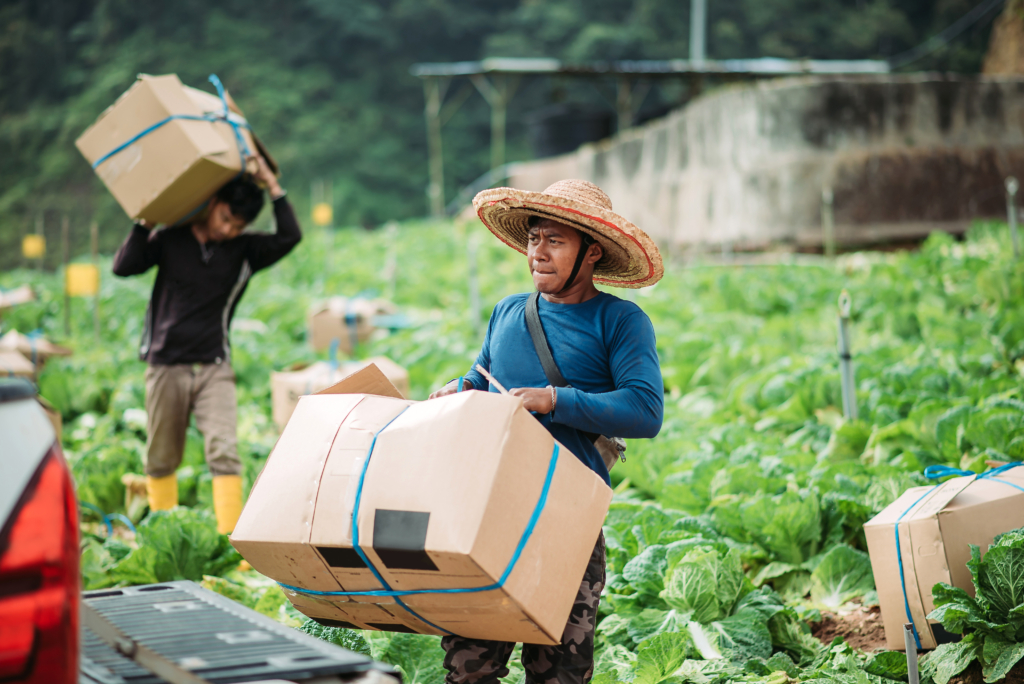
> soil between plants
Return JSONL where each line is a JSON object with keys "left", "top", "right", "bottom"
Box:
{"left": 811, "top": 604, "right": 888, "bottom": 653}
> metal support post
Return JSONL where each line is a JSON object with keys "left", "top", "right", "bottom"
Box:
{"left": 91, "top": 221, "right": 100, "bottom": 340}
{"left": 690, "top": 0, "right": 707, "bottom": 65}
{"left": 424, "top": 77, "right": 448, "bottom": 218}
{"left": 36, "top": 214, "right": 44, "bottom": 271}
{"left": 904, "top": 624, "right": 920, "bottom": 684}
{"left": 383, "top": 221, "right": 399, "bottom": 300}
{"left": 615, "top": 78, "right": 652, "bottom": 133}
{"left": 822, "top": 187, "right": 836, "bottom": 259}
{"left": 472, "top": 74, "right": 519, "bottom": 172}
{"left": 837, "top": 290, "right": 857, "bottom": 420}
{"left": 467, "top": 232, "right": 481, "bottom": 338}
{"left": 492, "top": 77, "right": 507, "bottom": 172}
{"left": 617, "top": 78, "right": 632, "bottom": 133}
{"left": 62, "top": 216, "right": 70, "bottom": 337}
{"left": 1007, "top": 176, "right": 1020, "bottom": 259}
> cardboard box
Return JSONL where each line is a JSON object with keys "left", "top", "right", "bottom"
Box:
{"left": 864, "top": 468, "right": 1024, "bottom": 650}
{"left": 0, "top": 351, "right": 35, "bottom": 378}
{"left": 232, "top": 364, "right": 612, "bottom": 644}
{"left": 0, "top": 286, "right": 35, "bottom": 311}
{"left": 270, "top": 357, "right": 410, "bottom": 431}
{"left": 307, "top": 298, "right": 395, "bottom": 354}
{"left": 76, "top": 74, "right": 273, "bottom": 226}
{"left": 0, "top": 331, "right": 72, "bottom": 366}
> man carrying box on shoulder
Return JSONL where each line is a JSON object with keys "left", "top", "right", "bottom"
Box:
{"left": 429, "top": 179, "right": 665, "bottom": 684}
{"left": 112, "top": 155, "right": 301, "bottom": 534}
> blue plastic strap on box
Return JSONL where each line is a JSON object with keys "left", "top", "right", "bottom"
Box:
{"left": 895, "top": 461, "right": 1023, "bottom": 649}
{"left": 78, "top": 503, "right": 138, "bottom": 537}
{"left": 79, "top": 502, "right": 113, "bottom": 537}
{"left": 91, "top": 74, "right": 251, "bottom": 182}
{"left": 329, "top": 338, "right": 340, "bottom": 371}
{"left": 456, "top": 376, "right": 465, "bottom": 392}
{"left": 278, "top": 407, "right": 562, "bottom": 634}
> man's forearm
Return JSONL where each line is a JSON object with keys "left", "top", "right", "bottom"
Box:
{"left": 550, "top": 386, "right": 663, "bottom": 438}
{"left": 111, "top": 224, "right": 156, "bottom": 277}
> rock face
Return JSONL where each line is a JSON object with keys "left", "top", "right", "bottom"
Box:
{"left": 984, "top": 0, "right": 1024, "bottom": 75}
{"left": 507, "top": 75, "right": 1024, "bottom": 252}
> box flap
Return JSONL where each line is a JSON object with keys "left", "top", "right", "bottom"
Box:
{"left": 316, "top": 363, "right": 404, "bottom": 400}
{"left": 864, "top": 476, "right": 975, "bottom": 529}
{"left": 913, "top": 476, "right": 977, "bottom": 520}
{"left": 938, "top": 471, "right": 1024, "bottom": 596}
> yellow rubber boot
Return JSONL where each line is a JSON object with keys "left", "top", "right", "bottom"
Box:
{"left": 212, "top": 475, "right": 243, "bottom": 535}
{"left": 146, "top": 474, "right": 178, "bottom": 511}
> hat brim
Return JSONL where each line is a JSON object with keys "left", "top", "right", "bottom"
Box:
{"left": 473, "top": 188, "right": 664, "bottom": 289}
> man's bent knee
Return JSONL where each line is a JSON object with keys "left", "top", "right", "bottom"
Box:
{"left": 441, "top": 636, "right": 514, "bottom": 684}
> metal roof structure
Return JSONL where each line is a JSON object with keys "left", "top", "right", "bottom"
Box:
{"left": 410, "top": 57, "right": 890, "bottom": 77}
{"left": 409, "top": 57, "right": 891, "bottom": 217}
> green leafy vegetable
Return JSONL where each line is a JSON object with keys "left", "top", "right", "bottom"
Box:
{"left": 809, "top": 545, "right": 875, "bottom": 609}
{"left": 927, "top": 527, "right": 1024, "bottom": 682}
{"left": 111, "top": 508, "right": 241, "bottom": 585}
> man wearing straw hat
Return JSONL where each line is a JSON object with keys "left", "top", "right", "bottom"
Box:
{"left": 430, "top": 179, "right": 664, "bottom": 684}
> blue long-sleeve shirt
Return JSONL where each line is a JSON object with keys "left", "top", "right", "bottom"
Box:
{"left": 464, "top": 292, "right": 664, "bottom": 485}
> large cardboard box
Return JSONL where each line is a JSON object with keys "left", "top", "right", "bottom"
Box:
{"left": 0, "top": 286, "right": 34, "bottom": 312}
{"left": 232, "top": 364, "right": 612, "bottom": 644}
{"left": 76, "top": 74, "right": 272, "bottom": 226}
{"left": 270, "top": 357, "right": 410, "bottom": 431}
{"left": 0, "top": 330, "right": 72, "bottom": 366}
{"left": 864, "top": 468, "right": 1024, "bottom": 650}
{"left": 0, "top": 351, "right": 35, "bottom": 378}
{"left": 307, "top": 298, "right": 395, "bottom": 354}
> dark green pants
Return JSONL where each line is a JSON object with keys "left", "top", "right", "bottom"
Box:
{"left": 441, "top": 532, "right": 606, "bottom": 684}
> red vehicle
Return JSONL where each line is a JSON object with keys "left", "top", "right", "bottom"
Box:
{"left": 0, "top": 377, "right": 79, "bottom": 683}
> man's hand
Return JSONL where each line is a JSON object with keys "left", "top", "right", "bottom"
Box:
{"left": 251, "top": 154, "right": 283, "bottom": 198}
{"left": 509, "top": 387, "right": 554, "bottom": 414}
{"left": 429, "top": 378, "right": 470, "bottom": 400}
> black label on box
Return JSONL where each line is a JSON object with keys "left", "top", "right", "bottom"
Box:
{"left": 318, "top": 546, "right": 369, "bottom": 569}
{"left": 372, "top": 509, "right": 438, "bottom": 571}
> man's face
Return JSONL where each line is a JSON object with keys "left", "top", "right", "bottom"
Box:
{"left": 204, "top": 200, "right": 247, "bottom": 242}
{"left": 527, "top": 219, "right": 598, "bottom": 294}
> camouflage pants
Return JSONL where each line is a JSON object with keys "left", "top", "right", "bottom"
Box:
{"left": 441, "top": 532, "right": 606, "bottom": 684}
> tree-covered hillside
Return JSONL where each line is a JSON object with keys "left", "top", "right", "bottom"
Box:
{"left": 0, "top": 0, "right": 999, "bottom": 268}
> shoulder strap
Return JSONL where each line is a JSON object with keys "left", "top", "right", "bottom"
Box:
{"left": 525, "top": 292, "right": 600, "bottom": 444}
{"left": 525, "top": 292, "right": 568, "bottom": 388}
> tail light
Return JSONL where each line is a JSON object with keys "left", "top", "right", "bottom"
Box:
{"left": 0, "top": 446, "right": 80, "bottom": 683}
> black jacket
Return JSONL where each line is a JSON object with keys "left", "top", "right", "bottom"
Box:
{"left": 112, "top": 196, "right": 302, "bottom": 365}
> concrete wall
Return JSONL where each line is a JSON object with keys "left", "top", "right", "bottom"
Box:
{"left": 507, "top": 75, "right": 1024, "bottom": 252}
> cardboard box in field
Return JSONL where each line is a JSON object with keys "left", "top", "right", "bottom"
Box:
{"left": 76, "top": 74, "right": 274, "bottom": 226}
{"left": 864, "top": 467, "right": 1024, "bottom": 650}
{"left": 307, "top": 298, "right": 395, "bottom": 354}
{"left": 232, "top": 364, "right": 612, "bottom": 644}
{"left": 270, "top": 357, "right": 410, "bottom": 431}
{"left": 0, "top": 330, "right": 72, "bottom": 367}
{"left": 0, "top": 351, "right": 35, "bottom": 378}
{"left": 0, "top": 286, "right": 35, "bottom": 312}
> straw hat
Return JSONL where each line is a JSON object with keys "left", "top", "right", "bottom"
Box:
{"left": 473, "top": 180, "right": 663, "bottom": 288}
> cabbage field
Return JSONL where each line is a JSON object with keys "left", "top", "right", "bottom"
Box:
{"left": 5, "top": 217, "right": 1024, "bottom": 684}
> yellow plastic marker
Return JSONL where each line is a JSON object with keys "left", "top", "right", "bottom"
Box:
{"left": 22, "top": 235, "right": 45, "bottom": 259}
{"left": 312, "top": 202, "right": 333, "bottom": 226}
{"left": 66, "top": 263, "right": 100, "bottom": 297}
